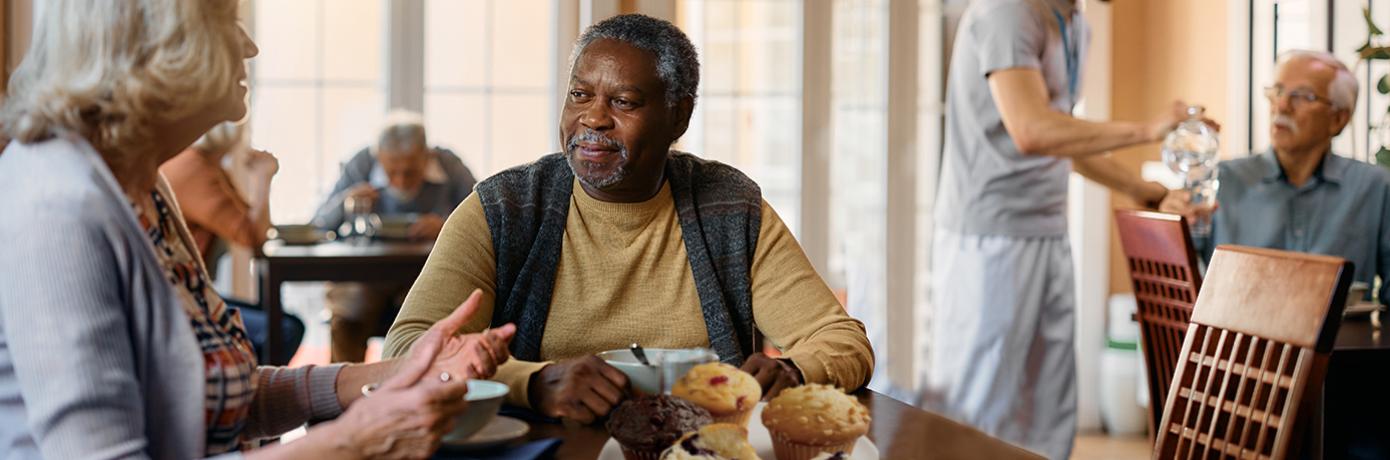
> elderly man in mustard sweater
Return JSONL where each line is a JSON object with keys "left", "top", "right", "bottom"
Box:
{"left": 383, "top": 14, "right": 873, "bottom": 424}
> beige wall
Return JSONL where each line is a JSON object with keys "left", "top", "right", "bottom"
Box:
{"left": 6, "top": 0, "right": 29, "bottom": 75}
{"left": 1107, "top": 0, "right": 1231, "bottom": 294}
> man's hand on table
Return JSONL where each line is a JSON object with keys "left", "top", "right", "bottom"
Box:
{"left": 530, "top": 356, "right": 630, "bottom": 424}
{"left": 409, "top": 213, "right": 446, "bottom": 240}
{"left": 740, "top": 353, "right": 804, "bottom": 400}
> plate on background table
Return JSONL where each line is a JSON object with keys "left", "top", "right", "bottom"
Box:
{"left": 597, "top": 402, "right": 879, "bottom": 459}
{"left": 440, "top": 416, "right": 530, "bottom": 450}
{"left": 1344, "top": 301, "right": 1383, "bottom": 318}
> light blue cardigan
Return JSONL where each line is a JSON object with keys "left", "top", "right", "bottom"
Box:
{"left": 0, "top": 135, "right": 342, "bottom": 459}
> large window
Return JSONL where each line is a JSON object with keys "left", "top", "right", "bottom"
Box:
{"left": 249, "top": 0, "right": 558, "bottom": 225}
{"left": 676, "top": 0, "right": 803, "bottom": 235}
{"left": 1247, "top": 0, "right": 1378, "bottom": 161}
{"left": 828, "top": 0, "right": 888, "bottom": 291}
{"left": 250, "top": 0, "right": 386, "bottom": 224}
{"left": 424, "top": 0, "right": 557, "bottom": 175}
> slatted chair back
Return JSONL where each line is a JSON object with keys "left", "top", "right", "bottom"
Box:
{"left": 1114, "top": 209, "right": 1204, "bottom": 432}
{"left": 1153, "top": 246, "right": 1351, "bottom": 460}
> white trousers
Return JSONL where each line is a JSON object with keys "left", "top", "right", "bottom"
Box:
{"left": 923, "top": 229, "right": 1078, "bottom": 460}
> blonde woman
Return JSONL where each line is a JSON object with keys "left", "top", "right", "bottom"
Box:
{"left": 0, "top": 1, "right": 516, "bottom": 459}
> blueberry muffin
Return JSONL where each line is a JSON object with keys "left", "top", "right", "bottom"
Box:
{"left": 659, "top": 423, "right": 760, "bottom": 460}
{"left": 672, "top": 362, "right": 762, "bottom": 427}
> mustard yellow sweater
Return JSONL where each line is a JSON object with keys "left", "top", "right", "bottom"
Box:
{"left": 383, "top": 179, "right": 873, "bottom": 407}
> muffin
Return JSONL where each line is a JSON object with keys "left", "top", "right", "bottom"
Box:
{"left": 760, "top": 384, "right": 870, "bottom": 460}
{"left": 671, "top": 362, "right": 762, "bottom": 427}
{"left": 607, "top": 395, "right": 714, "bottom": 460}
{"left": 659, "top": 423, "right": 760, "bottom": 460}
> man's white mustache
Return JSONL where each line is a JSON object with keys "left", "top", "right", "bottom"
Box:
{"left": 1272, "top": 115, "right": 1298, "bottom": 134}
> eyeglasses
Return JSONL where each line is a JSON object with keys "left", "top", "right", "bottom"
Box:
{"left": 1263, "top": 86, "right": 1335, "bottom": 109}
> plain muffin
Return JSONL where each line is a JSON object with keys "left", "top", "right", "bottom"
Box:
{"left": 760, "top": 384, "right": 870, "bottom": 460}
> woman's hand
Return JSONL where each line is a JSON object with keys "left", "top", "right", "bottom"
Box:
{"left": 244, "top": 149, "right": 279, "bottom": 177}
{"left": 328, "top": 317, "right": 470, "bottom": 459}
{"left": 416, "top": 289, "right": 516, "bottom": 381}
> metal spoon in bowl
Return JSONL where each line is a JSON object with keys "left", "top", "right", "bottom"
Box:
{"left": 630, "top": 343, "right": 653, "bottom": 366}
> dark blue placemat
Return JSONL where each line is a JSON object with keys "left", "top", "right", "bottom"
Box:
{"left": 431, "top": 438, "right": 561, "bottom": 460}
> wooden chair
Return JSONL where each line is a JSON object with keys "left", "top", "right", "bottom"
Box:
{"left": 1153, "top": 245, "right": 1351, "bottom": 460}
{"left": 1114, "top": 209, "right": 1204, "bottom": 432}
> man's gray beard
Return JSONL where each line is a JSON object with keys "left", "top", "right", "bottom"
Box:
{"left": 566, "top": 151, "right": 629, "bottom": 189}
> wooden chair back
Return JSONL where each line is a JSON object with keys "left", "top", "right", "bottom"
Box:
{"left": 1114, "top": 209, "right": 1204, "bottom": 431}
{"left": 1153, "top": 246, "right": 1351, "bottom": 460}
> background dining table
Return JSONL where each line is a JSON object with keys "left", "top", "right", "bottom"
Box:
{"left": 433, "top": 390, "right": 1043, "bottom": 460}
{"left": 256, "top": 239, "right": 434, "bottom": 364}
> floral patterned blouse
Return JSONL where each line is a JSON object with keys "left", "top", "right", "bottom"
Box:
{"left": 129, "top": 183, "right": 259, "bottom": 455}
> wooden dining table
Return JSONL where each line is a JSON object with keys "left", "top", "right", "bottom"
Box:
{"left": 255, "top": 240, "right": 434, "bottom": 364}
{"left": 1315, "top": 314, "right": 1390, "bottom": 458}
{"left": 435, "top": 390, "right": 1042, "bottom": 460}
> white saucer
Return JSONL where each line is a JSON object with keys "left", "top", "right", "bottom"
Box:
{"left": 598, "top": 402, "right": 879, "bottom": 459}
{"left": 441, "top": 415, "right": 530, "bottom": 450}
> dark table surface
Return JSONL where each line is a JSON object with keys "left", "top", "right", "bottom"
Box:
{"left": 256, "top": 240, "right": 434, "bottom": 363}
{"left": 439, "top": 390, "right": 1043, "bottom": 460}
{"left": 1332, "top": 313, "right": 1388, "bottom": 351}
{"left": 1319, "top": 314, "right": 1390, "bottom": 459}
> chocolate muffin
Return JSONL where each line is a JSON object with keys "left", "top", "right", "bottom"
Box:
{"left": 607, "top": 395, "right": 714, "bottom": 460}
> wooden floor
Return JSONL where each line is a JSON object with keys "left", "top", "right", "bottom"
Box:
{"left": 1073, "top": 432, "right": 1150, "bottom": 460}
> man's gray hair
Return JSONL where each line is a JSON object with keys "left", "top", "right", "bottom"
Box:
{"left": 1277, "top": 50, "right": 1358, "bottom": 112}
{"left": 570, "top": 14, "right": 700, "bottom": 107}
{"left": 375, "top": 110, "right": 428, "bottom": 156}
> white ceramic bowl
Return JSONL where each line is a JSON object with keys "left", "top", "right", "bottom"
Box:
{"left": 597, "top": 348, "right": 719, "bottom": 395}
{"left": 443, "top": 380, "right": 509, "bottom": 442}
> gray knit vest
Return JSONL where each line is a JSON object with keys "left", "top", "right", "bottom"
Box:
{"left": 475, "top": 151, "right": 762, "bottom": 366}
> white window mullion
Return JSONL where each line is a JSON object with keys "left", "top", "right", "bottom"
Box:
{"left": 554, "top": 0, "right": 580, "bottom": 129}
{"left": 581, "top": 0, "right": 621, "bottom": 27}
{"left": 387, "top": 0, "right": 425, "bottom": 112}
{"left": 634, "top": 0, "right": 677, "bottom": 22}
{"left": 884, "top": 0, "right": 919, "bottom": 400}
{"left": 800, "top": 0, "right": 833, "bottom": 276}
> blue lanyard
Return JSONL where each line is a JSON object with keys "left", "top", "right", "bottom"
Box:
{"left": 1052, "top": 7, "right": 1079, "bottom": 107}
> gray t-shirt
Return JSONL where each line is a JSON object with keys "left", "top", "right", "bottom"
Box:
{"left": 934, "top": 0, "right": 1089, "bottom": 237}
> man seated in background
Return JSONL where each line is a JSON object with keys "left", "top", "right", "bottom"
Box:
{"left": 1162, "top": 50, "right": 1390, "bottom": 303}
{"left": 1163, "top": 49, "right": 1390, "bottom": 459}
{"left": 162, "top": 121, "right": 304, "bottom": 364}
{"left": 382, "top": 14, "right": 873, "bottom": 424}
{"left": 313, "top": 111, "right": 478, "bottom": 362}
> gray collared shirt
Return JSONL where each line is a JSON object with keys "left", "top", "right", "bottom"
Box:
{"left": 1200, "top": 151, "right": 1390, "bottom": 302}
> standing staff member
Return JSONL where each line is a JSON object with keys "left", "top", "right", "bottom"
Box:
{"left": 926, "top": 0, "right": 1213, "bottom": 458}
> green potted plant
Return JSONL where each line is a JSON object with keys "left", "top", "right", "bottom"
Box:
{"left": 1357, "top": 7, "right": 1390, "bottom": 169}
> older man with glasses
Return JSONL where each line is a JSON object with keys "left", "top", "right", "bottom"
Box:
{"left": 1162, "top": 50, "right": 1390, "bottom": 309}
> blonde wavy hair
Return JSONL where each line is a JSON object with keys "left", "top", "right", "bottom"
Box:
{"left": 1, "top": 0, "right": 243, "bottom": 171}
